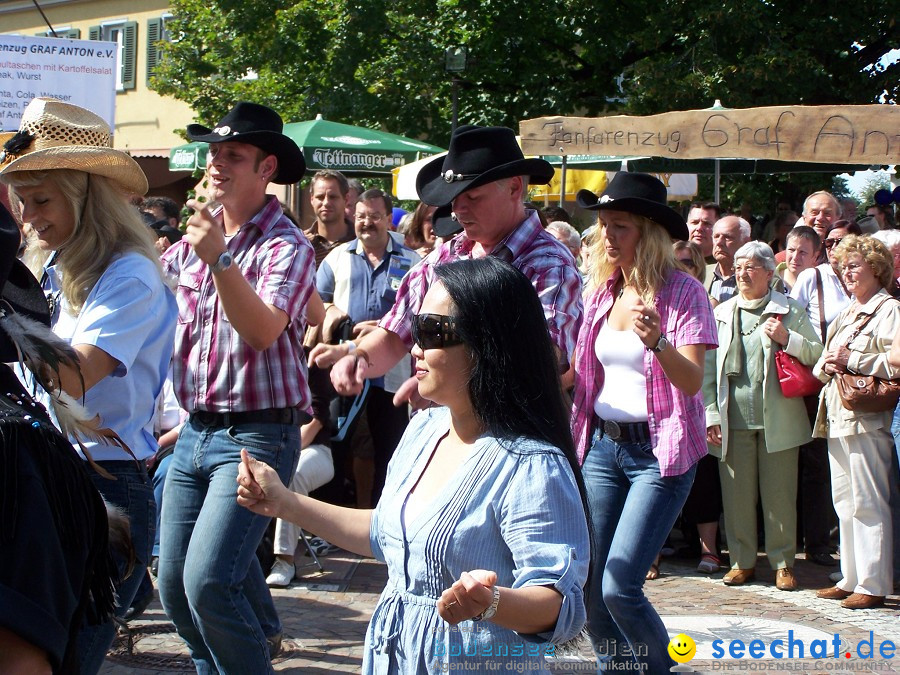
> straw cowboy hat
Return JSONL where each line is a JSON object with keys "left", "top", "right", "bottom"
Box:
{"left": 0, "top": 98, "right": 148, "bottom": 195}
{"left": 416, "top": 125, "right": 554, "bottom": 206}
{"left": 576, "top": 172, "right": 688, "bottom": 241}
{"left": 187, "top": 101, "right": 306, "bottom": 185}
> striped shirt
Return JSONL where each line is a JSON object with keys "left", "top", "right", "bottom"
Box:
{"left": 162, "top": 197, "right": 316, "bottom": 413}
{"left": 571, "top": 269, "right": 717, "bottom": 476}
{"left": 380, "top": 210, "right": 583, "bottom": 361}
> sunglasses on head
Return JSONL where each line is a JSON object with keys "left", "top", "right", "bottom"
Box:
{"left": 412, "top": 313, "right": 463, "bottom": 349}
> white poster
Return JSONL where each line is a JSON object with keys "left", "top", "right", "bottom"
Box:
{"left": 0, "top": 34, "right": 117, "bottom": 132}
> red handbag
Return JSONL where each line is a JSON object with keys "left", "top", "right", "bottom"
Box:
{"left": 775, "top": 348, "right": 824, "bottom": 398}
{"left": 773, "top": 315, "right": 824, "bottom": 398}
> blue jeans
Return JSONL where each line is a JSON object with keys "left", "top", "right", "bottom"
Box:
{"left": 582, "top": 429, "right": 696, "bottom": 674}
{"left": 157, "top": 418, "right": 299, "bottom": 674}
{"left": 78, "top": 460, "right": 155, "bottom": 673}
{"left": 152, "top": 451, "right": 174, "bottom": 557}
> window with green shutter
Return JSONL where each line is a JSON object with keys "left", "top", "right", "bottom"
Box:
{"left": 91, "top": 21, "right": 137, "bottom": 92}
{"left": 146, "top": 17, "right": 162, "bottom": 78}
{"left": 146, "top": 15, "right": 173, "bottom": 80}
{"left": 121, "top": 21, "right": 137, "bottom": 90}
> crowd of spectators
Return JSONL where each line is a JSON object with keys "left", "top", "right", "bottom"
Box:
{"left": 1, "top": 97, "right": 899, "bottom": 674}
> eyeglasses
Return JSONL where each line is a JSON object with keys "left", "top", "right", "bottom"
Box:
{"left": 733, "top": 264, "right": 766, "bottom": 275}
{"left": 412, "top": 313, "right": 463, "bottom": 349}
{"left": 824, "top": 238, "right": 844, "bottom": 249}
{"left": 355, "top": 213, "right": 387, "bottom": 224}
{"left": 676, "top": 258, "right": 697, "bottom": 269}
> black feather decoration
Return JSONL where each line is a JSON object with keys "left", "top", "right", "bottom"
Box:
{"left": 0, "top": 130, "right": 34, "bottom": 163}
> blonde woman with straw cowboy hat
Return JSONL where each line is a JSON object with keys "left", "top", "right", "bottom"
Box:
{"left": 0, "top": 97, "right": 177, "bottom": 673}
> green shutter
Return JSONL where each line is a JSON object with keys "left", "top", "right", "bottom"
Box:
{"left": 66, "top": 29, "right": 81, "bottom": 39}
{"left": 89, "top": 25, "right": 101, "bottom": 41}
{"left": 146, "top": 17, "right": 162, "bottom": 78}
{"left": 121, "top": 21, "right": 137, "bottom": 90}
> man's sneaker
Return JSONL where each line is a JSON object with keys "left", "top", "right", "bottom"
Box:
{"left": 307, "top": 536, "right": 340, "bottom": 556}
{"left": 265, "top": 559, "right": 295, "bottom": 588}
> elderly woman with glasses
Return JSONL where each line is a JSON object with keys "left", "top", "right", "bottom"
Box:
{"left": 789, "top": 220, "right": 862, "bottom": 567}
{"left": 813, "top": 235, "right": 900, "bottom": 609}
{"left": 237, "top": 256, "right": 590, "bottom": 674}
{"left": 704, "top": 241, "right": 823, "bottom": 591}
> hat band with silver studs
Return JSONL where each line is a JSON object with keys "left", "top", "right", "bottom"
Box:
{"left": 442, "top": 169, "right": 477, "bottom": 183}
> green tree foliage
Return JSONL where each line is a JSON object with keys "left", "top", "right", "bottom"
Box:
{"left": 855, "top": 172, "right": 893, "bottom": 207}
{"left": 152, "top": 0, "right": 899, "bottom": 148}
{"left": 706, "top": 173, "right": 854, "bottom": 215}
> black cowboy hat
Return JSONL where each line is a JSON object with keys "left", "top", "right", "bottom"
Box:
{"left": 430, "top": 203, "right": 462, "bottom": 238}
{"left": 576, "top": 173, "right": 688, "bottom": 241}
{"left": 0, "top": 203, "right": 51, "bottom": 361}
{"left": 187, "top": 102, "right": 306, "bottom": 185}
{"left": 416, "top": 125, "right": 554, "bottom": 206}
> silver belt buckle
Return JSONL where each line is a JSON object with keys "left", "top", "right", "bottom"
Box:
{"left": 603, "top": 419, "right": 622, "bottom": 440}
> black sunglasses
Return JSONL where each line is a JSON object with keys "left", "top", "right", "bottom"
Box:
{"left": 824, "top": 237, "right": 844, "bottom": 249}
{"left": 412, "top": 313, "right": 463, "bottom": 349}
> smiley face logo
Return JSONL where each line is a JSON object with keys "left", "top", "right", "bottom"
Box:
{"left": 668, "top": 633, "right": 697, "bottom": 663}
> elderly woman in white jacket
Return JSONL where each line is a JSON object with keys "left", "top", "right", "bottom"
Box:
{"left": 704, "top": 241, "right": 823, "bottom": 591}
{"left": 813, "top": 235, "right": 900, "bottom": 609}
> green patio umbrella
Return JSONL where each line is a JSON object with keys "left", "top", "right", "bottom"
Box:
{"left": 169, "top": 114, "right": 443, "bottom": 177}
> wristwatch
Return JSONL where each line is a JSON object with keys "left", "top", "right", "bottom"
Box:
{"left": 472, "top": 586, "right": 500, "bottom": 622}
{"left": 211, "top": 250, "right": 234, "bottom": 273}
{"left": 651, "top": 335, "right": 669, "bottom": 353}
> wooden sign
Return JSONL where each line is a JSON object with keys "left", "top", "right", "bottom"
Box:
{"left": 520, "top": 105, "right": 899, "bottom": 165}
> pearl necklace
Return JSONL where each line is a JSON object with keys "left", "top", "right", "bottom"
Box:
{"left": 738, "top": 309, "right": 763, "bottom": 336}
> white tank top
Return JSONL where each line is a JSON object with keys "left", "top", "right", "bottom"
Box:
{"left": 593, "top": 321, "right": 649, "bottom": 422}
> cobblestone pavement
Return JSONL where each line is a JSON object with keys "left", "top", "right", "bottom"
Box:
{"left": 99, "top": 552, "right": 899, "bottom": 674}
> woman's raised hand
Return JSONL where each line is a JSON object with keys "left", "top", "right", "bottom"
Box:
{"left": 437, "top": 569, "right": 498, "bottom": 625}
{"left": 630, "top": 297, "right": 661, "bottom": 349}
{"left": 236, "top": 449, "right": 285, "bottom": 517}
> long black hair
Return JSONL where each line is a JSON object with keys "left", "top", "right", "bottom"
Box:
{"left": 433, "top": 257, "right": 588, "bottom": 513}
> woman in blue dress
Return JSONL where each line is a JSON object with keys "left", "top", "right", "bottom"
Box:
{"left": 238, "top": 256, "right": 590, "bottom": 673}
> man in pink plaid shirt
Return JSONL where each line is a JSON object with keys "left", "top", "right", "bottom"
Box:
{"left": 157, "top": 102, "right": 318, "bottom": 674}
{"left": 311, "top": 125, "right": 583, "bottom": 400}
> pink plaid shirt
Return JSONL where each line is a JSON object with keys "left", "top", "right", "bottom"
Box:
{"left": 161, "top": 197, "right": 316, "bottom": 413}
{"left": 571, "top": 269, "right": 717, "bottom": 476}
{"left": 380, "top": 210, "right": 583, "bottom": 361}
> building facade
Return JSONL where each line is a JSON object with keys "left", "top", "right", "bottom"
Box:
{"left": 1, "top": 0, "right": 196, "bottom": 199}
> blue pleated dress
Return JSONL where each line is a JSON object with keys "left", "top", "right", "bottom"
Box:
{"left": 363, "top": 407, "right": 590, "bottom": 674}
